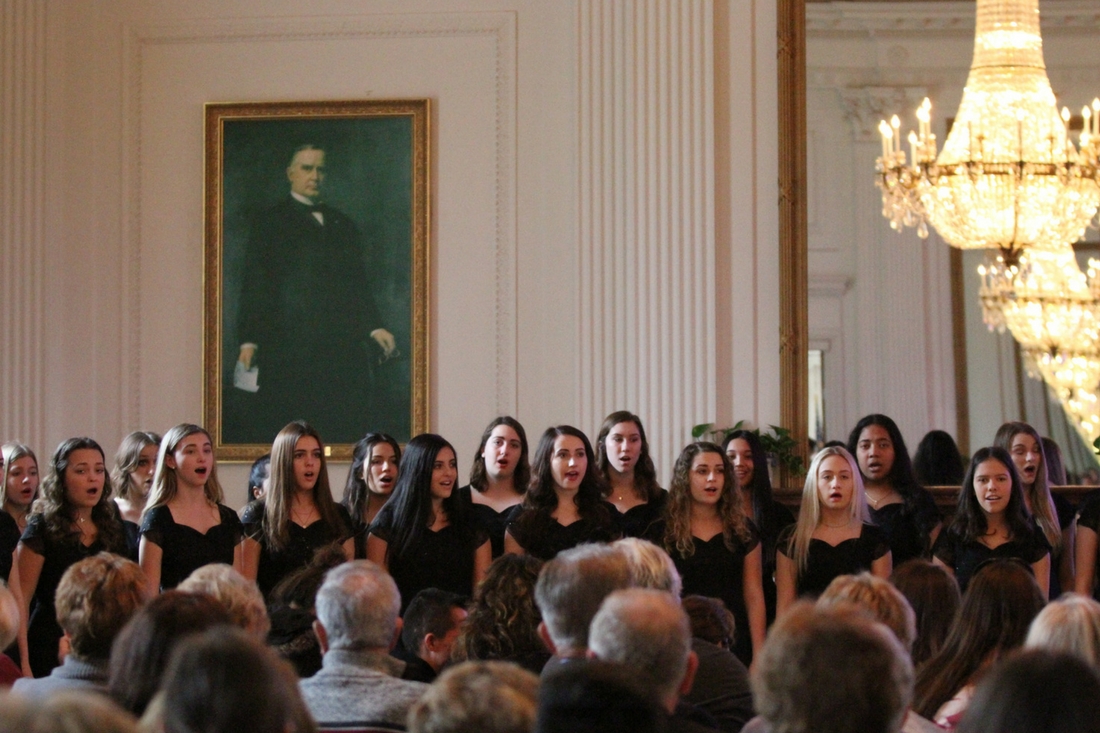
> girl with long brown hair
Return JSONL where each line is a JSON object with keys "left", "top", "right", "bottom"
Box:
{"left": 242, "top": 421, "right": 354, "bottom": 597}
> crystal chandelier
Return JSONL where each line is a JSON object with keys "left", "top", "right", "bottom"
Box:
{"left": 977, "top": 246, "right": 1100, "bottom": 449}
{"left": 875, "top": 0, "right": 1100, "bottom": 254}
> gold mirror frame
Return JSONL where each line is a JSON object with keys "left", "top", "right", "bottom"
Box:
{"left": 778, "top": 0, "right": 808, "bottom": 477}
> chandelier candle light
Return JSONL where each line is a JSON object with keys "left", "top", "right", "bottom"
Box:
{"left": 875, "top": 0, "right": 1100, "bottom": 257}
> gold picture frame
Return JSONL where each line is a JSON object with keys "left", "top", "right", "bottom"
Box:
{"left": 203, "top": 99, "right": 430, "bottom": 461}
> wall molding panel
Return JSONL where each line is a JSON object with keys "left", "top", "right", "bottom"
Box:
{"left": 0, "top": 0, "right": 46, "bottom": 446}
{"left": 577, "top": 0, "right": 715, "bottom": 474}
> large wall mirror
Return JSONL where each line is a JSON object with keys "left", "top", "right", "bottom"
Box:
{"left": 790, "top": 0, "right": 1100, "bottom": 482}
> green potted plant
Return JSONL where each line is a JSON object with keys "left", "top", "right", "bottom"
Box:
{"left": 691, "top": 420, "right": 806, "bottom": 480}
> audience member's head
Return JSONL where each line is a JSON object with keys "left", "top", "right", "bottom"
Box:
{"left": 913, "top": 559, "right": 1045, "bottom": 720}
{"left": 0, "top": 690, "right": 138, "bottom": 733}
{"left": 455, "top": 554, "right": 546, "bottom": 668}
{"left": 177, "top": 563, "right": 269, "bottom": 640}
{"left": 1025, "top": 593, "right": 1100, "bottom": 667}
{"left": 817, "top": 572, "right": 916, "bottom": 652}
{"left": 57, "top": 553, "right": 146, "bottom": 661}
{"left": 612, "top": 538, "right": 682, "bottom": 596}
{"left": 588, "top": 589, "right": 696, "bottom": 713}
{"left": 108, "top": 590, "right": 232, "bottom": 716}
{"left": 956, "top": 650, "right": 1100, "bottom": 733}
{"left": 408, "top": 660, "right": 539, "bottom": 733}
{"left": 681, "top": 595, "right": 736, "bottom": 650}
{"left": 890, "top": 559, "right": 961, "bottom": 668}
{"left": 536, "top": 660, "right": 666, "bottom": 733}
{"left": 314, "top": 560, "right": 401, "bottom": 653}
{"left": 401, "top": 588, "right": 467, "bottom": 672}
{"left": 161, "top": 626, "right": 315, "bottom": 733}
{"left": 266, "top": 543, "right": 348, "bottom": 678}
{"left": 534, "top": 543, "right": 632, "bottom": 657}
{"left": 752, "top": 602, "right": 913, "bottom": 733}
{"left": 912, "top": 430, "right": 965, "bottom": 486}
{"left": 0, "top": 583, "right": 20, "bottom": 651}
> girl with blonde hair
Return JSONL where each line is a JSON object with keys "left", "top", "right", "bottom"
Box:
{"left": 1, "top": 443, "right": 39, "bottom": 533}
{"left": 775, "top": 446, "right": 892, "bottom": 616}
{"left": 139, "top": 424, "right": 243, "bottom": 593}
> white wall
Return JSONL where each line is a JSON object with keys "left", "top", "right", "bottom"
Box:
{"left": 1, "top": 0, "right": 782, "bottom": 504}
{"left": 807, "top": 0, "right": 1100, "bottom": 456}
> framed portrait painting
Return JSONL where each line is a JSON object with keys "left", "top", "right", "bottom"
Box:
{"left": 203, "top": 99, "right": 429, "bottom": 460}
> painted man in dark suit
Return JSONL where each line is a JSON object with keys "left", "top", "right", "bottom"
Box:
{"left": 234, "top": 144, "right": 395, "bottom": 443}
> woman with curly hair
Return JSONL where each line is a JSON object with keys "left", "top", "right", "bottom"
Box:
{"left": 595, "top": 411, "right": 666, "bottom": 538}
{"left": 453, "top": 553, "right": 548, "bottom": 673}
{"left": 458, "top": 417, "right": 531, "bottom": 558}
{"left": 341, "top": 433, "right": 401, "bottom": 558}
{"left": 503, "top": 426, "right": 621, "bottom": 560}
{"left": 17, "top": 437, "right": 129, "bottom": 677}
{"left": 647, "top": 441, "right": 765, "bottom": 666}
{"left": 242, "top": 421, "right": 354, "bottom": 598}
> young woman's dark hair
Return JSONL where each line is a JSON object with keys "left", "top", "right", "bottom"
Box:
{"left": 912, "top": 559, "right": 1045, "bottom": 719}
{"left": 912, "top": 430, "right": 965, "bottom": 486}
{"left": 722, "top": 430, "right": 782, "bottom": 538}
{"left": 949, "top": 446, "right": 1033, "bottom": 545}
{"left": 957, "top": 650, "right": 1100, "bottom": 733}
{"left": 594, "top": 411, "right": 661, "bottom": 503}
{"left": 468, "top": 417, "right": 531, "bottom": 493}
{"left": 32, "top": 437, "right": 126, "bottom": 551}
{"left": 248, "top": 453, "right": 271, "bottom": 500}
{"left": 377, "top": 433, "right": 473, "bottom": 562}
{"left": 891, "top": 559, "right": 961, "bottom": 668}
{"left": 512, "top": 426, "right": 613, "bottom": 540}
{"left": 847, "top": 415, "right": 926, "bottom": 501}
{"left": 341, "top": 432, "right": 401, "bottom": 525}
{"left": 108, "top": 591, "right": 233, "bottom": 716}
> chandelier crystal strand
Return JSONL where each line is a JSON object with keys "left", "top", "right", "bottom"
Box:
{"left": 978, "top": 247, "right": 1100, "bottom": 403}
{"left": 875, "top": 0, "right": 1100, "bottom": 254}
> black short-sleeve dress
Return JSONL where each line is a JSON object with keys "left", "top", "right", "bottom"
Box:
{"left": 751, "top": 498, "right": 796, "bottom": 624}
{"left": 777, "top": 522, "right": 891, "bottom": 599}
{"left": 504, "top": 502, "right": 622, "bottom": 561}
{"left": 241, "top": 500, "right": 353, "bottom": 598}
{"left": 647, "top": 519, "right": 762, "bottom": 667}
{"left": 931, "top": 522, "right": 1051, "bottom": 595}
{"left": 20, "top": 513, "right": 128, "bottom": 677}
{"left": 139, "top": 504, "right": 244, "bottom": 590}
{"left": 617, "top": 491, "right": 669, "bottom": 539}
{"left": 869, "top": 488, "right": 941, "bottom": 567}
{"left": 456, "top": 486, "right": 521, "bottom": 559}
{"left": 368, "top": 502, "right": 489, "bottom": 611}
